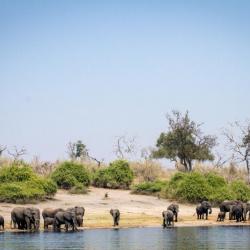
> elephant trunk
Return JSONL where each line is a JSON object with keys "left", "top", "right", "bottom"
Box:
{"left": 209, "top": 207, "right": 212, "bottom": 214}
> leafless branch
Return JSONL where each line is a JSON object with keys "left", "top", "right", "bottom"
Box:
{"left": 8, "top": 146, "right": 27, "bottom": 161}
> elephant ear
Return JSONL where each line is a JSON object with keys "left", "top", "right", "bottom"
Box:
{"left": 162, "top": 211, "right": 165, "bottom": 217}
{"left": 110, "top": 209, "right": 113, "bottom": 215}
{"left": 24, "top": 208, "right": 33, "bottom": 218}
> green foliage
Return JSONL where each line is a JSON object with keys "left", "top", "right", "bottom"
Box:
{"left": 51, "top": 161, "right": 90, "bottom": 189}
{"left": 131, "top": 180, "right": 168, "bottom": 195}
{"left": 162, "top": 171, "right": 250, "bottom": 204}
{"left": 231, "top": 180, "right": 250, "bottom": 202}
{"left": 0, "top": 164, "right": 57, "bottom": 203}
{"left": 69, "top": 183, "right": 88, "bottom": 194}
{"left": 152, "top": 110, "right": 216, "bottom": 171}
{"left": 93, "top": 160, "right": 134, "bottom": 189}
{"left": 175, "top": 172, "right": 211, "bottom": 202}
{"left": 0, "top": 164, "right": 34, "bottom": 182}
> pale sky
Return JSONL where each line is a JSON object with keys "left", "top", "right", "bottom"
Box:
{"left": 0, "top": 0, "right": 250, "bottom": 163}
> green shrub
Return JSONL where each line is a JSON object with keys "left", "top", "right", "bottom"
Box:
{"left": 0, "top": 165, "right": 34, "bottom": 182}
{"left": 93, "top": 160, "right": 134, "bottom": 189}
{"left": 175, "top": 172, "right": 211, "bottom": 202}
{"left": 131, "top": 180, "right": 167, "bottom": 195}
{"left": 0, "top": 164, "right": 57, "bottom": 203}
{"left": 230, "top": 180, "right": 250, "bottom": 202}
{"left": 205, "top": 172, "right": 227, "bottom": 188}
{"left": 69, "top": 183, "right": 88, "bottom": 194}
{"left": 51, "top": 161, "right": 90, "bottom": 189}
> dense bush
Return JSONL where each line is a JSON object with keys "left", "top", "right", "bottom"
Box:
{"left": 69, "top": 182, "right": 88, "bottom": 194}
{"left": 51, "top": 161, "right": 90, "bottom": 189}
{"left": 230, "top": 180, "right": 250, "bottom": 202}
{"left": 0, "top": 164, "right": 57, "bottom": 203}
{"left": 131, "top": 180, "right": 167, "bottom": 195}
{"left": 93, "top": 160, "right": 134, "bottom": 189}
{"left": 162, "top": 171, "right": 250, "bottom": 204}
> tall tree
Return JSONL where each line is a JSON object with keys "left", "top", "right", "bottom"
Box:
{"left": 152, "top": 110, "right": 216, "bottom": 171}
{"left": 67, "top": 140, "right": 88, "bottom": 160}
{"left": 223, "top": 121, "right": 250, "bottom": 182}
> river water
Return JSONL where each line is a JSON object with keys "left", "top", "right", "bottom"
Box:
{"left": 0, "top": 226, "right": 250, "bottom": 250}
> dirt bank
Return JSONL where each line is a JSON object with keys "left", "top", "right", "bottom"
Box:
{"left": 0, "top": 187, "right": 249, "bottom": 230}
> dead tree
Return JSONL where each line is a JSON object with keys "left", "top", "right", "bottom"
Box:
{"left": 223, "top": 121, "right": 250, "bottom": 182}
{"left": 8, "top": 146, "right": 27, "bottom": 162}
{"left": 114, "top": 135, "right": 137, "bottom": 159}
{"left": 0, "top": 145, "right": 7, "bottom": 157}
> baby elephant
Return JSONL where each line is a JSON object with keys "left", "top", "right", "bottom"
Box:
{"left": 44, "top": 217, "right": 55, "bottom": 230}
{"left": 217, "top": 211, "right": 225, "bottom": 222}
{"left": 110, "top": 209, "right": 120, "bottom": 227}
{"left": 0, "top": 215, "right": 4, "bottom": 230}
{"left": 162, "top": 210, "right": 174, "bottom": 228}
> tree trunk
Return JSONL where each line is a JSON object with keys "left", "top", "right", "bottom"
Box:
{"left": 246, "top": 159, "right": 250, "bottom": 184}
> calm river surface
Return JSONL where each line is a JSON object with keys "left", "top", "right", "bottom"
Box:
{"left": 0, "top": 226, "right": 250, "bottom": 250}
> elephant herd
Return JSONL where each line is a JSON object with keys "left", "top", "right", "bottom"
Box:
{"left": 0, "top": 206, "right": 120, "bottom": 232}
{"left": 0, "top": 200, "right": 249, "bottom": 231}
{"left": 162, "top": 200, "right": 250, "bottom": 227}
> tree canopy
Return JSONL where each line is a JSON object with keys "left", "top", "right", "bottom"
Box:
{"left": 152, "top": 110, "right": 216, "bottom": 171}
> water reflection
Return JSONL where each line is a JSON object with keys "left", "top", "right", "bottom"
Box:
{"left": 1, "top": 226, "right": 250, "bottom": 250}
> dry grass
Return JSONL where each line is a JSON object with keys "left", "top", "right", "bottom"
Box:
{"left": 193, "top": 162, "right": 248, "bottom": 183}
{"left": 130, "top": 160, "right": 174, "bottom": 183}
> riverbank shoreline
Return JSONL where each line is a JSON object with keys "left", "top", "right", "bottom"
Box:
{"left": 1, "top": 187, "right": 250, "bottom": 231}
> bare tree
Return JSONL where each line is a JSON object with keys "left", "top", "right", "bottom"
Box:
{"left": 0, "top": 145, "right": 7, "bottom": 157}
{"left": 223, "top": 121, "right": 250, "bottom": 182}
{"left": 114, "top": 135, "right": 137, "bottom": 159}
{"left": 213, "top": 151, "right": 230, "bottom": 168}
{"left": 8, "top": 146, "right": 27, "bottom": 162}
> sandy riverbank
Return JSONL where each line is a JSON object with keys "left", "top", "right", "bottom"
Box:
{"left": 0, "top": 187, "right": 249, "bottom": 230}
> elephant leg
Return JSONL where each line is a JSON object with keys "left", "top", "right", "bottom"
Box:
{"left": 162, "top": 218, "right": 166, "bottom": 228}
{"left": 65, "top": 223, "right": 69, "bottom": 232}
{"left": 206, "top": 212, "right": 208, "bottom": 220}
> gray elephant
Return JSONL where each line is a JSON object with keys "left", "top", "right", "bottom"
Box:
{"left": 196, "top": 201, "right": 212, "bottom": 220}
{"left": 231, "top": 204, "right": 244, "bottom": 222}
{"left": 44, "top": 217, "right": 55, "bottom": 230}
{"left": 11, "top": 207, "right": 40, "bottom": 231}
{"left": 243, "top": 202, "right": 250, "bottom": 221}
{"left": 42, "top": 208, "right": 64, "bottom": 229}
{"left": 162, "top": 210, "right": 174, "bottom": 227}
{"left": 0, "top": 215, "right": 4, "bottom": 230}
{"left": 167, "top": 204, "right": 179, "bottom": 222}
{"left": 110, "top": 209, "right": 120, "bottom": 226}
{"left": 219, "top": 200, "right": 242, "bottom": 220}
{"left": 217, "top": 211, "right": 225, "bottom": 222}
{"left": 54, "top": 211, "right": 78, "bottom": 232}
{"left": 66, "top": 207, "right": 85, "bottom": 227}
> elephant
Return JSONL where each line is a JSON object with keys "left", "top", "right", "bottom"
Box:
{"left": 11, "top": 207, "right": 40, "bottom": 231}
{"left": 54, "top": 211, "right": 78, "bottom": 232}
{"left": 231, "top": 204, "right": 244, "bottom": 222}
{"left": 196, "top": 201, "right": 212, "bottom": 220}
{"left": 44, "top": 217, "right": 55, "bottom": 230}
{"left": 243, "top": 202, "right": 250, "bottom": 221}
{"left": 110, "top": 209, "right": 120, "bottom": 226}
{"left": 217, "top": 211, "right": 225, "bottom": 222}
{"left": 167, "top": 204, "right": 179, "bottom": 222}
{"left": 219, "top": 200, "right": 243, "bottom": 220}
{"left": 66, "top": 207, "right": 85, "bottom": 227}
{"left": 42, "top": 208, "right": 65, "bottom": 229}
{"left": 0, "top": 215, "right": 4, "bottom": 230}
{"left": 162, "top": 210, "right": 174, "bottom": 227}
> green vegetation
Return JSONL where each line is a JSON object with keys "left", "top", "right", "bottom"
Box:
{"left": 163, "top": 171, "right": 250, "bottom": 204}
{"left": 93, "top": 160, "right": 134, "bottom": 189}
{"left": 131, "top": 180, "right": 167, "bottom": 195}
{"left": 0, "top": 164, "right": 57, "bottom": 203}
{"left": 51, "top": 161, "right": 90, "bottom": 189}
